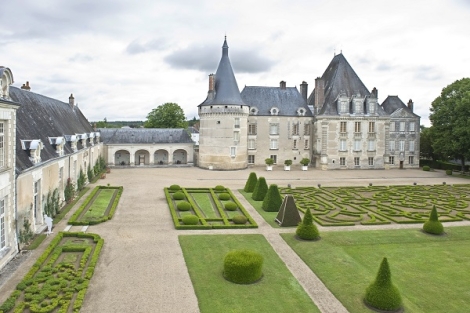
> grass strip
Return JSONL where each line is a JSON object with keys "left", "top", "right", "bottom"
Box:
{"left": 53, "top": 187, "right": 90, "bottom": 224}
{"left": 23, "top": 234, "right": 47, "bottom": 250}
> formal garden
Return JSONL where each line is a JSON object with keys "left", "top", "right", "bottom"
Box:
{"left": 164, "top": 185, "right": 257, "bottom": 229}
{"left": 0, "top": 232, "right": 103, "bottom": 313}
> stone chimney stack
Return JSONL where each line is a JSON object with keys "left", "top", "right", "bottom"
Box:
{"left": 21, "top": 81, "right": 31, "bottom": 91}
{"left": 280, "top": 81, "right": 286, "bottom": 90}
{"left": 407, "top": 99, "right": 414, "bottom": 112}
{"left": 69, "top": 94, "right": 75, "bottom": 108}
{"left": 300, "top": 81, "right": 308, "bottom": 102}
{"left": 371, "top": 87, "right": 378, "bottom": 99}
{"left": 314, "top": 77, "right": 325, "bottom": 109}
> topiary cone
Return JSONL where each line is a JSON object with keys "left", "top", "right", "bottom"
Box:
{"left": 423, "top": 205, "right": 444, "bottom": 235}
{"left": 252, "top": 177, "right": 268, "bottom": 201}
{"left": 244, "top": 172, "right": 258, "bottom": 192}
{"left": 296, "top": 207, "right": 320, "bottom": 240}
{"left": 262, "top": 184, "right": 283, "bottom": 212}
{"left": 364, "top": 257, "right": 402, "bottom": 311}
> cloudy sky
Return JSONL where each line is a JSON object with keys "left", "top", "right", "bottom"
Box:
{"left": 1, "top": 0, "right": 469, "bottom": 126}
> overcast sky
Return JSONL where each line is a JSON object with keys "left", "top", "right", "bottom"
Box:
{"left": 2, "top": 0, "right": 469, "bottom": 126}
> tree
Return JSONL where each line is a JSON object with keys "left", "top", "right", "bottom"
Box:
{"left": 144, "top": 102, "right": 188, "bottom": 128}
{"left": 429, "top": 78, "right": 470, "bottom": 171}
{"left": 419, "top": 126, "right": 436, "bottom": 160}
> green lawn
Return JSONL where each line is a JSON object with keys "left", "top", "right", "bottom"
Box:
{"left": 179, "top": 234, "right": 319, "bottom": 313}
{"left": 83, "top": 189, "right": 115, "bottom": 219}
{"left": 282, "top": 226, "right": 470, "bottom": 313}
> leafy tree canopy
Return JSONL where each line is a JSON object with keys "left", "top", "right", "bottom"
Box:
{"left": 144, "top": 102, "right": 188, "bottom": 128}
{"left": 429, "top": 78, "right": 470, "bottom": 170}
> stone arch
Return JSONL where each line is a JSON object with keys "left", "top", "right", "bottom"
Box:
{"left": 173, "top": 149, "right": 187, "bottom": 164}
{"left": 135, "top": 149, "right": 150, "bottom": 165}
{"left": 154, "top": 149, "right": 169, "bottom": 165}
{"left": 115, "top": 149, "right": 131, "bottom": 166}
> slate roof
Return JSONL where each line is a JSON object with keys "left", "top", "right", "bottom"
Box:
{"left": 98, "top": 128, "right": 194, "bottom": 144}
{"left": 9, "top": 87, "right": 95, "bottom": 174}
{"left": 199, "top": 38, "right": 246, "bottom": 106}
{"left": 241, "top": 86, "right": 312, "bottom": 116}
{"left": 381, "top": 96, "right": 419, "bottom": 117}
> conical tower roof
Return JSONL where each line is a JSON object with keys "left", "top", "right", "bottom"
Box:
{"left": 200, "top": 37, "right": 246, "bottom": 106}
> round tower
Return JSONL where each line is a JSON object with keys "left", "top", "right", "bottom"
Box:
{"left": 198, "top": 38, "right": 249, "bottom": 170}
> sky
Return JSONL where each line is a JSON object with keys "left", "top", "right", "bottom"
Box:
{"left": 1, "top": 0, "right": 469, "bottom": 126}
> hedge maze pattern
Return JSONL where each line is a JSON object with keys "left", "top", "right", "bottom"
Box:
{"left": 280, "top": 184, "right": 470, "bottom": 226}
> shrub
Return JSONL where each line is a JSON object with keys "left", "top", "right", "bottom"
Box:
{"left": 262, "top": 184, "right": 282, "bottom": 212}
{"left": 223, "top": 250, "right": 263, "bottom": 284}
{"left": 423, "top": 165, "right": 430, "bottom": 171}
{"left": 173, "top": 191, "right": 185, "bottom": 200}
{"left": 300, "top": 158, "right": 310, "bottom": 166}
{"left": 182, "top": 215, "right": 199, "bottom": 225}
{"left": 214, "top": 185, "right": 225, "bottom": 191}
{"left": 296, "top": 207, "right": 320, "bottom": 240}
{"left": 232, "top": 215, "right": 248, "bottom": 224}
{"left": 252, "top": 177, "right": 268, "bottom": 201}
{"left": 423, "top": 205, "right": 444, "bottom": 235}
{"left": 225, "top": 202, "right": 238, "bottom": 211}
{"left": 177, "top": 201, "right": 191, "bottom": 211}
{"left": 265, "top": 158, "right": 274, "bottom": 165}
{"left": 446, "top": 169, "right": 453, "bottom": 175}
{"left": 218, "top": 193, "right": 231, "bottom": 200}
{"left": 364, "top": 257, "right": 402, "bottom": 311}
{"left": 244, "top": 172, "right": 258, "bottom": 193}
{"left": 169, "top": 184, "right": 181, "bottom": 191}
{"left": 284, "top": 159, "right": 292, "bottom": 166}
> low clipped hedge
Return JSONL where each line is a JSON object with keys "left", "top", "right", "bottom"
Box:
{"left": 182, "top": 215, "right": 199, "bottom": 225}
{"left": 177, "top": 201, "right": 191, "bottom": 211}
{"left": 218, "top": 193, "right": 231, "bottom": 201}
{"left": 422, "top": 165, "right": 430, "bottom": 171}
{"left": 446, "top": 169, "right": 453, "bottom": 175}
{"left": 225, "top": 202, "right": 238, "bottom": 211}
{"left": 173, "top": 191, "right": 185, "bottom": 200}
{"left": 232, "top": 215, "right": 248, "bottom": 224}
{"left": 223, "top": 250, "right": 263, "bottom": 284}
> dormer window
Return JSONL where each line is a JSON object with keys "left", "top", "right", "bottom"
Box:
{"left": 88, "top": 132, "right": 95, "bottom": 146}
{"left": 21, "top": 139, "right": 43, "bottom": 164}
{"left": 297, "top": 108, "right": 306, "bottom": 116}
{"left": 65, "top": 135, "right": 78, "bottom": 152}
{"left": 250, "top": 107, "right": 258, "bottom": 115}
{"left": 77, "top": 133, "right": 87, "bottom": 148}
{"left": 354, "top": 100, "right": 363, "bottom": 114}
{"left": 48, "top": 136, "right": 65, "bottom": 156}
{"left": 270, "top": 107, "right": 279, "bottom": 115}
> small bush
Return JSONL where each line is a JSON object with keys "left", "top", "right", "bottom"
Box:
{"left": 232, "top": 215, "right": 248, "bottom": 224}
{"left": 364, "top": 257, "right": 402, "bottom": 311}
{"left": 296, "top": 207, "right": 320, "bottom": 240}
{"left": 173, "top": 191, "right": 185, "bottom": 200}
{"left": 225, "top": 202, "right": 238, "bottom": 211}
{"left": 177, "top": 201, "right": 191, "bottom": 211}
{"left": 252, "top": 177, "right": 268, "bottom": 201}
{"left": 224, "top": 250, "right": 263, "bottom": 284}
{"left": 262, "top": 184, "right": 282, "bottom": 212}
{"left": 423, "top": 165, "right": 430, "bottom": 171}
{"left": 218, "top": 193, "right": 231, "bottom": 201}
{"left": 214, "top": 185, "right": 225, "bottom": 191}
{"left": 182, "top": 215, "right": 199, "bottom": 225}
{"left": 446, "top": 169, "right": 453, "bottom": 175}
{"left": 169, "top": 185, "right": 181, "bottom": 190}
{"left": 244, "top": 172, "right": 258, "bottom": 193}
{"left": 423, "top": 205, "right": 444, "bottom": 235}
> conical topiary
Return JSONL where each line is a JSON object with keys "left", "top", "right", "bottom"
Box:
{"left": 262, "top": 184, "right": 283, "bottom": 212}
{"left": 244, "top": 172, "right": 258, "bottom": 192}
{"left": 252, "top": 177, "right": 268, "bottom": 201}
{"left": 295, "top": 207, "right": 320, "bottom": 240}
{"left": 364, "top": 257, "right": 402, "bottom": 311}
{"left": 423, "top": 205, "right": 444, "bottom": 235}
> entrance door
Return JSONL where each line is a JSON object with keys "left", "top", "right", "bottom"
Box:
{"left": 139, "top": 154, "right": 145, "bottom": 165}
{"left": 400, "top": 161, "right": 404, "bottom": 169}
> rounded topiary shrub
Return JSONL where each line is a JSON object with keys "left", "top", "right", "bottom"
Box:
{"left": 182, "top": 214, "right": 199, "bottom": 225}
{"left": 296, "top": 207, "right": 320, "bottom": 240}
{"left": 169, "top": 184, "right": 181, "bottom": 191}
{"left": 232, "top": 215, "right": 247, "bottom": 224}
{"left": 423, "top": 205, "right": 444, "bottom": 235}
{"left": 252, "top": 177, "right": 268, "bottom": 201}
{"left": 422, "top": 165, "right": 430, "bottom": 171}
{"left": 446, "top": 169, "right": 453, "bottom": 175}
{"left": 262, "top": 184, "right": 282, "bottom": 212}
{"left": 364, "top": 257, "right": 402, "bottom": 311}
{"left": 177, "top": 201, "right": 191, "bottom": 211}
{"left": 214, "top": 185, "right": 225, "bottom": 191}
{"left": 173, "top": 191, "right": 185, "bottom": 200}
{"left": 244, "top": 172, "right": 258, "bottom": 193}
{"left": 223, "top": 250, "right": 263, "bottom": 284}
{"left": 225, "top": 202, "right": 238, "bottom": 211}
{"left": 218, "top": 193, "right": 230, "bottom": 201}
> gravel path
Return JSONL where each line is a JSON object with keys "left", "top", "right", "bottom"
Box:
{"left": 1, "top": 167, "right": 468, "bottom": 313}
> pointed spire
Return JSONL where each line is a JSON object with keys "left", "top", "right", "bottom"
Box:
{"left": 222, "top": 35, "right": 229, "bottom": 57}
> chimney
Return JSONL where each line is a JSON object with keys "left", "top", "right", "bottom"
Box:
{"left": 69, "top": 94, "right": 75, "bottom": 108}
{"left": 21, "top": 81, "right": 31, "bottom": 91}
{"left": 314, "top": 77, "right": 325, "bottom": 109}
{"left": 280, "top": 81, "right": 286, "bottom": 90}
{"left": 371, "top": 87, "right": 378, "bottom": 99}
{"left": 407, "top": 99, "right": 414, "bottom": 112}
{"left": 208, "top": 74, "right": 215, "bottom": 92}
{"left": 300, "top": 81, "right": 308, "bottom": 102}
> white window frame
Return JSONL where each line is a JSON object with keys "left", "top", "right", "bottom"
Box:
{"left": 234, "top": 117, "right": 240, "bottom": 129}
{"left": 269, "top": 123, "right": 279, "bottom": 135}
{"left": 270, "top": 155, "right": 278, "bottom": 164}
{"left": 409, "top": 156, "right": 414, "bottom": 165}
{"left": 409, "top": 140, "right": 415, "bottom": 152}
{"left": 389, "top": 156, "right": 395, "bottom": 165}
{"left": 390, "top": 140, "right": 395, "bottom": 152}
{"left": 368, "top": 157, "right": 374, "bottom": 166}
{"left": 292, "top": 123, "right": 299, "bottom": 136}
{"left": 354, "top": 140, "right": 361, "bottom": 151}
{"left": 354, "top": 122, "right": 361, "bottom": 133}
{"left": 399, "top": 140, "right": 405, "bottom": 152}
{"left": 390, "top": 122, "right": 396, "bottom": 132}
{"left": 0, "top": 122, "right": 4, "bottom": 168}
{"left": 304, "top": 139, "right": 309, "bottom": 150}
{"left": 368, "top": 122, "right": 375, "bottom": 133}
{"left": 340, "top": 101, "right": 348, "bottom": 113}
{"left": 355, "top": 101, "right": 362, "bottom": 114}
{"left": 0, "top": 198, "right": 5, "bottom": 249}
{"left": 293, "top": 140, "right": 298, "bottom": 150}
{"left": 409, "top": 122, "right": 416, "bottom": 132}
{"left": 369, "top": 103, "right": 375, "bottom": 114}
{"left": 230, "top": 147, "right": 236, "bottom": 157}
{"left": 340, "top": 139, "right": 347, "bottom": 151}
{"left": 248, "top": 123, "right": 257, "bottom": 135}
{"left": 233, "top": 131, "right": 240, "bottom": 142}
{"left": 400, "top": 121, "right": 405, "bottom": 132}
{"left": 248, "top": 139, "right": 256, "bottom": 150}
{"left": 248, "top": 155, "right": 255, "bottom": 164}
{"left": 270, "top": 139, "right": 278, "bottom": 150}
{"left": 340, "top": 157, "right": 346, "bottom": 166}
{"left": 368, "top": 139, "right": 375, "bottom": 151}
{"left": 340, "top": 121, "right": 347, "bottom": 133}
{"left": 303, "top": 123, "right": 310, "bottom": 136}
{"left": 354, "top": 157, "right": 360, "bottom": 166}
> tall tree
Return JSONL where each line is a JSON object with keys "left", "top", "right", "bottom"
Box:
{"left": 429, "top": 78, "right": 470, "bottom": 171}
{"left": 144, "top": 102, "right": 187, "bottom": 128}
{"left": 419, "top": 126, "right": 436, "bottom": 161}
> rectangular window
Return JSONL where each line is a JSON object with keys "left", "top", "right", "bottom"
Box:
{"left": 368, "top": 157, "right": 374, "bottom": 166}
{"left": 409, "top": 156, "right": 414, "bottom": 165}
{"left": 340, "top": 101, "right": 348, "bottom": 113}
{"left": 368, "top": 122, "right": 375, "bottom": 133}
{"left": 0, "top": 198, "right": 5, "bottom": 248}
{"left": 270, "top": 139, "right": 278, "bottom": 150}
{"left": 270, "top": 155, "right": 278, "bottom": 164}
{"left": 230, "top": 147, "right": 236, "bottom": 157}
{"left": 389, "top": 156, "right": 395, "bottom": 165}
{"left": 409, "top": 140, "right": 415, "bottom": 152}
{"left": 399, "top": 140, "right": 405, "bottom": 151}
{"left": 390, "top": 122, "right": 395, "bottom": 132}
{"left": 369, "top": 102, "right": 376, "bottom": 114}
{"left": 400, "top": 121, "right": 405, "bottom": 132}
{"left": 248, "top": 139, "right": 256, "bottom": 150}
{"left": 354, "top": 122, "right": 361, "bottom": 133}
{"left": 354, "top": 140, "right": 361, "bottom": 151}
{"left": 340, "top": 121, "right": 347, "bottom": 133}
{"left": 292, "top": 123, "right": 299, "bottom": 136}
{"left": 234, "top": 118, "right": 240, "bottom": 128}
{"left": 340, "top": 139, "right": 347, "bottom": 151}
{"left": 269, "top": 123, "right": 279, "bottom": 135}
{"left": 248, "top": 155, "right": 255, "bottom": 164}
{"left": 303, "top": 123, "right": 310, "bottom": 136}
{"left": 390, "top": 140, "right": 395, "bottom": 151}
{"left": 248, "top": 123, "right": 257, "bottom": 135}
{"left": 293, "top": 140, "right": 298, "bottom": 150}
{"left": 233, "top": 131, "right": 240, "bottom": 142}
{"left": 354, "top": 157, "right": 360, "bottom": 166}
{"left": 409, "top": 122, "right": 416, "bottom": 132}
{"left": 368, "top": 139, "right": 375, "bottom": 151}
{"left": 0, "top": 122, "right": 4, "bottom": 168}
{"left": 340, "top": 157, "right": 346, "bottom": 166}
{"left": 355, "top": 101, "right": 362, "bottom": 114}
{"left": 304, "top": 139, "right": 309, "bottom": 150}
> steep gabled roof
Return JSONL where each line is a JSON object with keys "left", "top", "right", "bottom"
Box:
{"left": 199, "top": 38, "right": 246, "bottom": 106}
{"left": 241, "top": 86, "right": 312, "bottom": 116}
{"left": 99, "top": 128, "right": 193, "bottom": 144}
{"left": 381, "top": 96, "right": 419, "bottom": 117}
{"left": 9, "top": 87, "right": 94, "bottom": 173}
